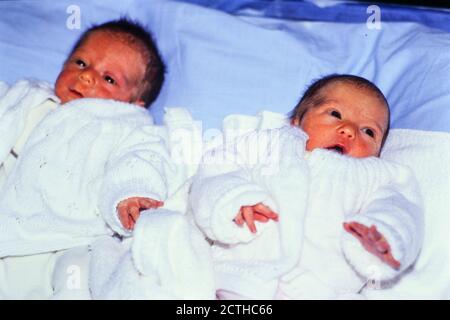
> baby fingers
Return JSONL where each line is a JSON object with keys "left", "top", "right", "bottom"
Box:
{"left": 374, "top": 238, "right": 389, "bottom": 254}
{"left": 128, "top": 206, "right": 140, "bottom": 229}
{"left": 368, "top": 225, "right": 382, "bottom": 242}
{"left": 242, "top": 207, "right": 257, "bottom": 233}
{"left": 253, "top": 212, "right": 269, "bottom": 222}
{"left": 139, "top": 198, "right": 164, "bottom": 209}
{"left": 234, "top": 210, "right": 245, "bottom": 226}
{"left": 253, "top": 203, "right": 279, "bottom": 221}
{"left": 382, "top": 251, "right": 401, "bottom": 270}
{"left": 343, "top": 222, "right": 368, "bottom": 239}
{"left": 118, "top": 206, "right": 131, "bottom": 229}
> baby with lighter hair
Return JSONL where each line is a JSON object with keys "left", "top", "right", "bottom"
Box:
{"left": 190, "top": 74, "right": 424, "bottom": 299}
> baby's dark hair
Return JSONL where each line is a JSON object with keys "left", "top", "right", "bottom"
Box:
{"left": 69, "top": 18, "right": 165, "bottom": 109}
{"left": 289, "top": 74, "right": 390, "bottom": 148}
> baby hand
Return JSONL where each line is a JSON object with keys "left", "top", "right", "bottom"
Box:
{"left": 234, "top": 203, "right": 279, "bottom": 233}
{"left": 343, "top": 222, "right": 400, "bottom": 270}
{"left": 117, "top": 197, "right": 164, "bottom": 230}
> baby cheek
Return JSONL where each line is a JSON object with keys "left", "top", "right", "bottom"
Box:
{"left": 106, "top": 87, "right": 135, "bottom": 102}
{"left": 355, "top": 142, "right": 379, "bottom": 158}
{"left": 54, "top": 74, "right": 68, "bottom": 100}
{"left": 305, "top": 138, "right": 320, "bottom": 152}
{"left": 54, "top": 73, "right": 66, "bottom": 91}
{"left": 366, "top": 138, "right": 382, "bottom": 157}
{"left": 91, "top": 84, "right": 117, "bottom": 99}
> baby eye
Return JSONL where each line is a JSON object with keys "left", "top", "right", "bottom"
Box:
{"left": 330, "top": 110, "right": 341, "bottom": 119}
{"left": 104, "top": 76, "right": 116, "bottom": 85}
{"left": 75, "top": 59, "right": 86, "bottom": 68}
{"left": 363, "top": 128, "right": 375, "bottom": 138}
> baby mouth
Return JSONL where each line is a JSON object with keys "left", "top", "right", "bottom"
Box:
{"left": 326, "top": 145, "right": 345, "bottom": 154}
{"left": 69, "top": 88, "right": 83, "bottom": 98}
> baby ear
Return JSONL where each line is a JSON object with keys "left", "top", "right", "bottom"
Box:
{"left": 291, "top": 117, "right": 300, "bottom": 126}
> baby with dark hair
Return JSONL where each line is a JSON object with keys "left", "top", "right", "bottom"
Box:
{"left": 56, "top": 18, "right": 165, "bottom": 109}
{"left": 190, "top": 74, "right": 424, "bottom": 299}
{"left": 0, "top": 18, "right": 191, "bottom": 299}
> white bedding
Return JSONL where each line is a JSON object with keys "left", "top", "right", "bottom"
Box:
{"left": 0, "top": 0, "right": 450, "bottom": 300}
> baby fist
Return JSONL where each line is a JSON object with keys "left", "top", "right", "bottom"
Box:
{"left": 117, "top": 197, "right": 163, "bottom": 230}
{"left": 234, "top": 202, "right": 278, "bottom": 233}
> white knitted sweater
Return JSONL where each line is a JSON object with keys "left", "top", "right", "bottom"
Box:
{"left": 0, "top": 81, "right": 185, "bottom": 257}
{"left": 190, "top": 125, "right": 424, "bottom": 299}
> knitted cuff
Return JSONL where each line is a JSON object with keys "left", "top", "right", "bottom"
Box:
{"left": 341, "top": 217, "right": 405, "bottom": 281}
{"left": 99, "top": 179, "right": 163, "bottom": 236}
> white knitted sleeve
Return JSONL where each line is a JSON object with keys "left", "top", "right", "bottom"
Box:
{"left": 191, "top": 171, "right": 275, "bottom": 244}
{"left": 191, "top": 126, "right": 308, "bottom": 244}
{"left": 190, "top": 131, "right": 274, "bottom": 244}
{"left": 99, "top": 126, "right": 178, "bottom": 236}
{"left": 342, "top": 162, "right": 424, "bottom": 281}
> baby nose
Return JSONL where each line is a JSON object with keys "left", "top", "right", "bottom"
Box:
{"left": 79, "top": 70, "right": 95, "bottom": 86}
{"left": 339, "top": 124, "right": 356, "bottom": 139}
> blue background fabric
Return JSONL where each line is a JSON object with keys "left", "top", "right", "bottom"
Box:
{"left": 1, "top": 0, "right": 449, "bottom": 132}
{"left": 178, "top": 0, "right": 450, "bottom": 32}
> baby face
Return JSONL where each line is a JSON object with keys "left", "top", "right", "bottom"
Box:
{"left": 293, "top": 82, "right": 388, "bottom": 158}
{"left": 55, "top": 30, "right": 145, "bottom": 106}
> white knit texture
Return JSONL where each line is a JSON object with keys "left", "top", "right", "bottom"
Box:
{"left": 191, "top": 126, "right": 311, "bottom": 298}
{"left": 89, "top": 211, "right": 215, "bottom": 300}
{"left": 0, "top": 81, "right": 186, "bottom": 256}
